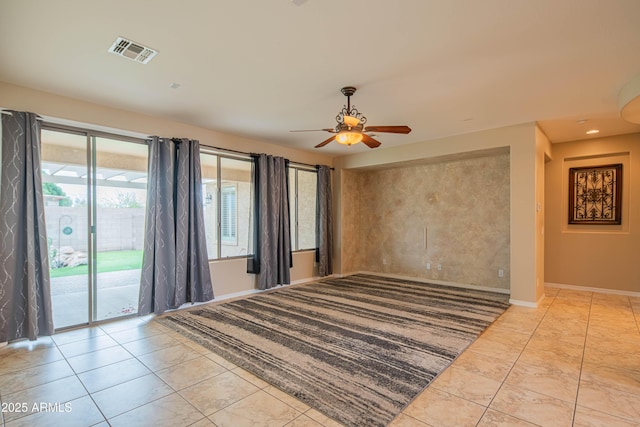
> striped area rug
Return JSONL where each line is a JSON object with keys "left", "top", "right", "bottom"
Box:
{"left": 157, "top": 274, "right": 510, "bottom": 426}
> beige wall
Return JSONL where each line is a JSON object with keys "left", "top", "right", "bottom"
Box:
{"left": 210, "top": 250, "right": 318, "bottom": 296}
{"left": 334, "top": 123, "right": 541, "bottom": 304}
{"left": 341, "top": 152, "right": 511, "bottom": 290}
{"left": 1, "top": 81, "right": 330, "bottom": 297}
{"left": 0, "top": 81, "right": 332, "bottom": 167}
{"left": 545, "top": 133, "right": 640, "bottom": 292}
{"left": 2, "top": 81, "right": 549, "bottom": 303}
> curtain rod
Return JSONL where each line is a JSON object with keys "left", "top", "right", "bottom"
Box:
{"left": 1, "top": 110, "right": 43, "bottom": 121}
{"left": 148, "top": 136, "right": 333, "bottom": 170}
{"left": 3, "top": 113, "right": 329, "bottom": 169}
{"left": 204, "top": 142, "right": 334, "bottom": 171}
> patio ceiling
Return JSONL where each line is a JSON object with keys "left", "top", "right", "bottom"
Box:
{"left": 42, "top": 161, "right": 147, "bottom": 188}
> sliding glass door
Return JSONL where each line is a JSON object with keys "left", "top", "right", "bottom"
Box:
{"left": 41, "top": 128, "right": 148, "bottom": 329}
{"left": 94, "top": 136, "right": 147, "bottom": 321}
{"left": 42, "top": 129, "right": 90, "bottom": 328}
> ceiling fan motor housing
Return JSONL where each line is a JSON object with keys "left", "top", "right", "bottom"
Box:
{"left": 336, "top": 123, "right": 363, "bottom": 132}
{"left": 341, "top": 86, "right": 357, "bottom": 97}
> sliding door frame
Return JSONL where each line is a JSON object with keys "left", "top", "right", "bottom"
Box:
{"left": 42, "top": 123, "right": 147, "bottom": 330}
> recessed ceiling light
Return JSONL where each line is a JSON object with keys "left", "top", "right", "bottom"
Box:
{"left": 576, "top": 119, "right": 587, "bottom": 125}
{"left": 586, "top": 129, "right": 600, "bottom": 135}
{"left": 169, "top": 83, "right": 181, "bottom": 89}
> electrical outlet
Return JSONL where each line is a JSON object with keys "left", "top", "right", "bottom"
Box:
{"left": 426, "top": 263, "right": 431, "bottom": 270}
{"left": 437, "top": 264, "right": 442, "bottom": 271}
{"left": 498, "top": 269, "right": 504, "bottom": 278}
{"left": 382, "top": 258, "right": 387, "bottom": 265}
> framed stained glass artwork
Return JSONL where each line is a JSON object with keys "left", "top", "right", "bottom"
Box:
{"left": 568, "top": 164, "right": 622, "bottom": 225}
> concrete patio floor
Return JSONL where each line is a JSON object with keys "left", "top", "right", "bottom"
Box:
{"left": 50, "top": 269, "right": 141, "bottom": 328}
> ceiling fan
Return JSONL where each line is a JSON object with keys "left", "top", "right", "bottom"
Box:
{"left": 291, "top": 86, "right": 411, "bottom": 149}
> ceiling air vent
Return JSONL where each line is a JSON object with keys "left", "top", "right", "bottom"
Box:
{"left": 108, "top": 37, "right": 158, "bottom": 64}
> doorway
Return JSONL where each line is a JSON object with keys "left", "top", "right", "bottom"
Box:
{"left": 41, "top": 128, "right": 148, "bottom": 329}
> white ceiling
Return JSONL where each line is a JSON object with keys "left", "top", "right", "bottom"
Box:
{"left": 1, "top": 0, "right": 640, "bottom": 155}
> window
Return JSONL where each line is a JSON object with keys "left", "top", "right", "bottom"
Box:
{"left": 201, "top": 153, "right": 218, "bottom": 259}
{"left": 200, "top": 152, "right": 252, "bottom": 259}
{"left": 202, "top": 153, "right": 316, "bottom": 257}
{"left": 221, "top": 185, "right": 237, "bottom": 243}
{"left": 220, "top": 158, "right": 251, "bottom": 257}
{"left": 289, "top": 167, "right": 317, "bottom": 251}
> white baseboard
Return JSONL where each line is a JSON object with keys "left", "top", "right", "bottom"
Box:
{"left": 165, "top": 291, "right": 261, "bottom": 313}
{"left": 291, "top": 275, "right": 325, "bottom": 286}
{"left": 212, "top": 289, "right": 262, "bottom": 301}
{"left": 509, "top": 293, "right": 545, "bottom": 308}
{"left": 354, "top": 271, "right": 511, "bottom": 295}
{"left": 332, "top": 272, "right": 353, "bottom": 279}
{"left": 182, "top": 271, "right": 545, "bottom": 310}
{"left": 545, "top": 282, "right": 640, "bottom": 298}
{"left": 210, "top": 275, "right": 328, "bottom": 303}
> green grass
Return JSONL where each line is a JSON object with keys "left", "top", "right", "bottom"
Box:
{"left": 49, "top": 250, "right": 143, "bottom": 278}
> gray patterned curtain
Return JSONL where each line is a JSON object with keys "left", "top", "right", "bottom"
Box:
{"left": 0, "top": 111, "right": 54, "bottom": 342}
{"left": 316, "top": 165, "right": 333, "bottom": 276}
{"left": 139, "top": 137, "right": 213, "bottom": 315}
{"left": 247, "top": 154, "right": 292, "bottom": 290}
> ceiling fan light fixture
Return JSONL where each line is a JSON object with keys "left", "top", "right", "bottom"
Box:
{"left": 295, "top": 86, "right": 411, "bottom": 149}
{"left": 343, "top": 115, "right": 360, "bottom": 127}
{"left": 336, "top": 131, "right": 363, "bottom": 146}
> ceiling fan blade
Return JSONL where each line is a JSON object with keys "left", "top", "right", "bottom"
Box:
{"left": 361, "top": 134, "right": 382, "bottom": 149}
{"left": 315, "top": 136, "right": 336, "bottom": 148}
{"left": 364, "top": 125, "right": 412, "bottom": 134}
{"left": 290, "top": 128, "right": 336, "bottom": 133}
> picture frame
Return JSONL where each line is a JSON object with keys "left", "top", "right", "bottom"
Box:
{"left": 568, "top": 164, "right": 622, "bottom": 225}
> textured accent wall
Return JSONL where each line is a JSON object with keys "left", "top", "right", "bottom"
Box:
{"left": 342, "top": 152, "right": 510, "bottom": 290}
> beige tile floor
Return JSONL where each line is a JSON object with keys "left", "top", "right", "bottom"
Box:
{"left": 1, "top": 286, "right": 639, "bottom": 427}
